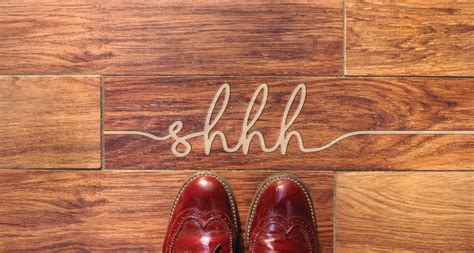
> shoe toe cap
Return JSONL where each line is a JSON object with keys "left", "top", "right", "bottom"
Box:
{"left": 175, "top": 174, "right": 234, "bottom": 215}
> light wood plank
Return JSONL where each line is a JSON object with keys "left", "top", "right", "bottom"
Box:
{"left": 0, "top": 76, "right": 101, "bottom": 169}
{"left": 0, "top": 0, "right": 342, "bottom": 75}
{"left": 336, "top": 172, "right": 474, "bottom": 252}
{"left": 105, "top": 77, "right": 474, "bottom": 170}
{"left": 0, "top": 170, "right": 333, "bottom": 252}
{"left": 346, "top": 0, "right": 474, "bottom": 76}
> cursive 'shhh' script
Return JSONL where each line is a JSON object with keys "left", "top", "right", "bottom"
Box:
{"left": 105, "top": 83, "right": 474, "bottom": 157}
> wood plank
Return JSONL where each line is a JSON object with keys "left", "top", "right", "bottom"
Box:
{"left": 105, "top": 76, "right": 474, "bottom": 170}
{"left": 336, "top": 172, "right": 474, "bottom": 252}
{"left": 0, "top": 170, "right": 333, "bottom": 252}
{"left": 346, "top": 0, "right": 474, "bottom": 76}
{"left": 0, "top": 0, "right": 342, "bottom": 75}
{"left": 0, "top": 76, "right": 101, "bottom": 169}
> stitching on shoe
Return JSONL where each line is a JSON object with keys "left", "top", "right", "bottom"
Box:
{"left": 169, "top": 209, "right": 234, "bottom": 252}
{"left": 166, "top": 173, "right": 238, "bottom": 253}
{"left": 251, "top": 215, "right": 314, "bottom": 252}
{"left": 246, "top": 175, "right": 316, "bottom": 252}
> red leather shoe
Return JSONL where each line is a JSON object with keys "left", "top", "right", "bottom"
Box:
{"left": 247, "top": 175, "right": 317, "bottom": 253}
{"left": 163, "top": 172, "right": 239, "bottom": 253}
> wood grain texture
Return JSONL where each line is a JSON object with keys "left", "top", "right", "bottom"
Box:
{"left": 0, "top": 170, "right": 333, "bottom": 252}
{"left": 105, "top": 76, "right": 474, "bottom": 170}
{"left": 0, "top": 0, "right": 342, "bottom": 75}
{"left": 0, "top": 76, "right": 101, "bottom": 169}
{"left": 346, "top": 0, "right": 474, "bottom": 76}
{"left": 336, "top": 172, "right": 474, "bottom": 252}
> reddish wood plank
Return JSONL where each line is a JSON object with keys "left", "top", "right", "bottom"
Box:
{"left": 346, "top": 0, "right": 474, "bottom": 76}
{"left": 0, "top": 0, "right": 342, "bottom": 75}
{"left": 336, "top": 172, "right": 474, "bottom": 252}
{"left": 0, "top": 170, "right": 333, "bottom": 252}
{"left": 105, "top": 76, "right": 474, "bottom": 170}
{"left": 0, "top": 76, "right": 101, "bottom": 169}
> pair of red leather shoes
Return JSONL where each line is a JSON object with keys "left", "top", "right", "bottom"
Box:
{"left": 163, "top": 172, "right": 317, "bottom": 253}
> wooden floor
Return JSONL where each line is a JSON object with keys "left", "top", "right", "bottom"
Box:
{"left": 0, "top": 0, "right": 473, "bottom": 252}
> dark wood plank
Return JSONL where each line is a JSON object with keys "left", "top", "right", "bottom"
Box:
{"left": 0, "top": 76, "right": 101, "bottom": 169}
{"left": 336, "top": 172, "right": 474, "bottom": 252}
{"left": 0, "top": 0, "right": 342, "bottom": 75}
{"left": 105, "top": 76, "right": 474, "bottom": 170}
{"left": 346, "top": 0, "right": 474, "bottom": 76}
{"left": 0, "top": 170, "right": 333, "bottom": 252}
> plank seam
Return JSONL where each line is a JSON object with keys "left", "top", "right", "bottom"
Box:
{"left": 2, "top": 74, "right": 473, "bottom": 78}
{"left": 343, "top": 0, "right": 347, "bottom": 76}
{"left": 334, "top": 171, "right": 338, "bottom": 253}
{"left": 100, "top": 75, "right": 105, "bottom": 170}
